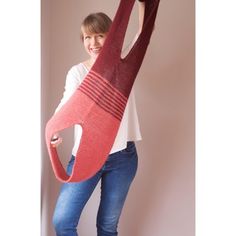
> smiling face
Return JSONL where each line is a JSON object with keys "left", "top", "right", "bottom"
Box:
{"left": 82, "top": 29, "right": 108, "bottom": 61}
{"left": 80, "top": 12, "right": 112, "bottom": 62}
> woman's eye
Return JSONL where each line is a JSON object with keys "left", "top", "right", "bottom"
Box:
{"left": 98, "top": 35, "right": 104, "bottom": 38}
{"left": 84, "top": 36, "right": 90, "bottom": 40}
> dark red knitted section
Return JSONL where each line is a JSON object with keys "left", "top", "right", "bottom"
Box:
{"left": 45, "top": 0, "right": 161, "bottom": 183}
{"left": 92, "top": 0, "right": 160, "bottom": 97}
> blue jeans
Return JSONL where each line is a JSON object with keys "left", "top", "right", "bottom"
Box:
{"left": 53, "top": 141, "right": 138, "bottom": 236}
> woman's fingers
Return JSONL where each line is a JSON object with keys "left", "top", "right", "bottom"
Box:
{"left": 51, "top": 135, "right": 63, "bottom": 147}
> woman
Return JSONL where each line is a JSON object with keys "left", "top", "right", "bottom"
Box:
{"left": 52, "top": 1, "right": 145, "bottom": 235}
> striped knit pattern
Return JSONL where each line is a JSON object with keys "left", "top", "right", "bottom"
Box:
{"left": 79, "top": 70, "right": 127, "bottom": 121}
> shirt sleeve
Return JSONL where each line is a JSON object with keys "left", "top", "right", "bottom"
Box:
{"left": 55, "top": 66, "right": 82, "bottom": 113}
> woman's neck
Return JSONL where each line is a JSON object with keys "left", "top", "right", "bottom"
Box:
{"left": 83, "top": 58, "right": 96, "bottom": 70}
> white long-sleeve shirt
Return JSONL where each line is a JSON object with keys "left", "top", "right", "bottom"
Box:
{"left": 55, "top": 63, "right": 142, "bottom": 155}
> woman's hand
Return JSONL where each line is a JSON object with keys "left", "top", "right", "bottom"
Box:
{"left": 51, "top": 133, "right": 63, "bottom": 147}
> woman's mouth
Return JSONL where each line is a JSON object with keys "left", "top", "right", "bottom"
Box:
{"left": 90, "top": 48, "right": 101, "bottom": 54}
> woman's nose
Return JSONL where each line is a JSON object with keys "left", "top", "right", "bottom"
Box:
{"left": 91, "top": 37, "right": 98, "bottom": 46}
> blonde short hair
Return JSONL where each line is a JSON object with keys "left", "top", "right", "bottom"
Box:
{"left": 80, "top": 12, "right": 112, "bottom": 41}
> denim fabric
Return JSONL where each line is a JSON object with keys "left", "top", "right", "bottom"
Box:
{"left": 53, "top": 141, "right": 138, "bottom": 236}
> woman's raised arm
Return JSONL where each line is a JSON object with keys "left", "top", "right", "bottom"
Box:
{"left": 121, "top": 0, "right": 145, "bottom": 57}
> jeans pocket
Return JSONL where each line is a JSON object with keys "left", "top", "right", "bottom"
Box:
{"left": 121, "top": 142, "right": 136, "bottom": 154}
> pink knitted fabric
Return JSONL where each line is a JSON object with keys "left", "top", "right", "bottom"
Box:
{"left": 45, "top": 0, "right": 160, "bottom": 182}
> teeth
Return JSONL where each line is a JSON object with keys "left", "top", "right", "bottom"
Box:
{"left": 91, "top": 48, "right": 100, "bottom": 53}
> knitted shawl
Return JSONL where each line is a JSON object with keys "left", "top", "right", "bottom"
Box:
{"left": 45, "top": 0, "right": 160, "bottom": 182}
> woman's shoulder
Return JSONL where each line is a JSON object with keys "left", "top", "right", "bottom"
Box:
{"left": 69, "top": 62, "right": 88, "bottom": 75}
{"left": 66, "top": 62, "right": 88, "bottom": 82}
